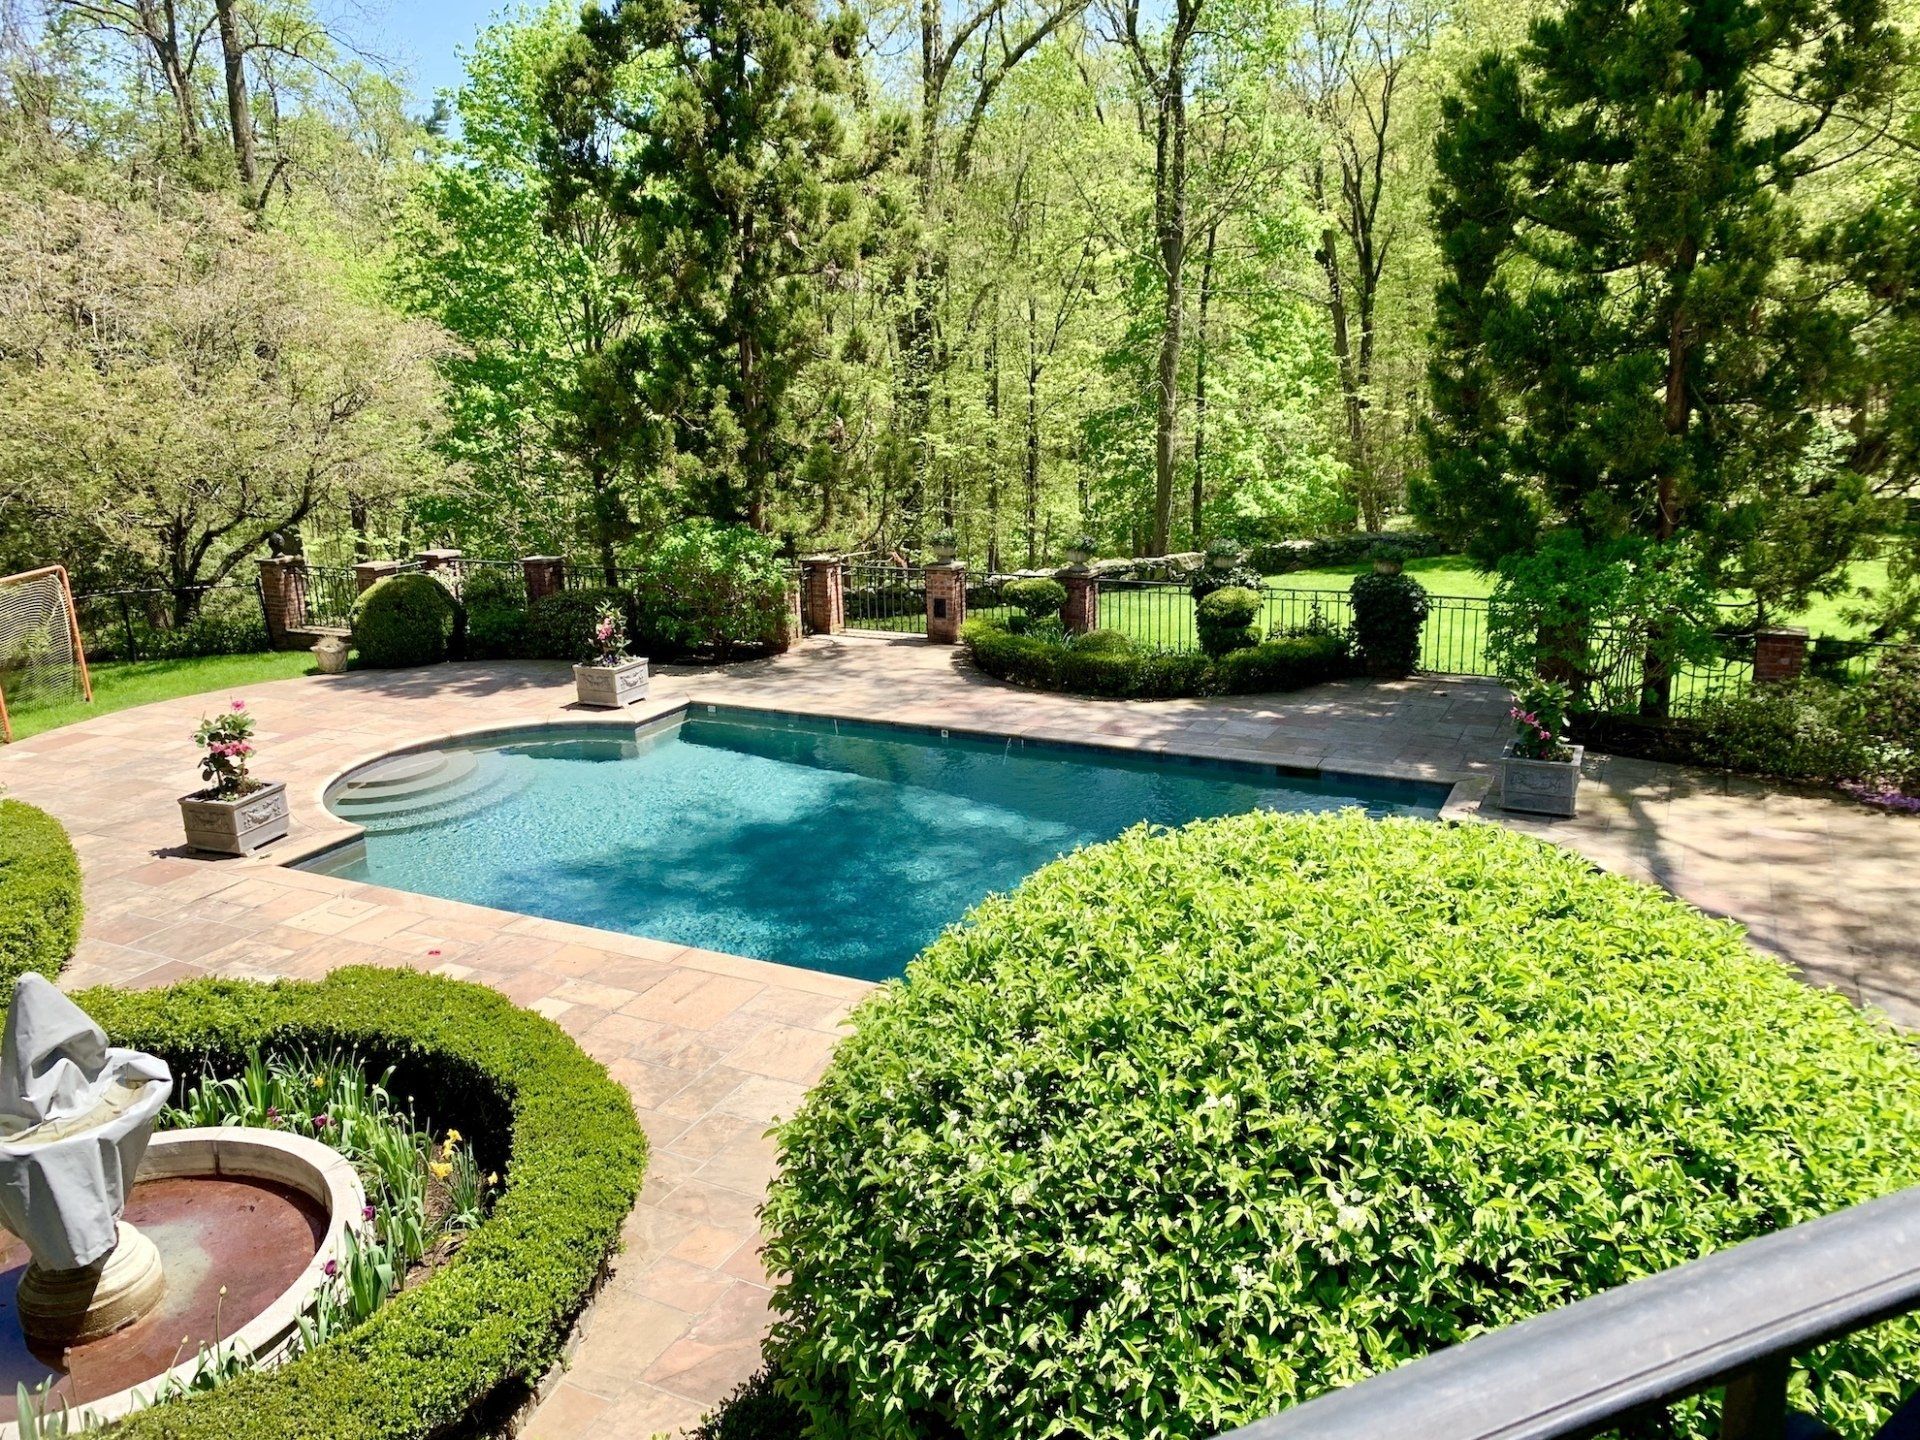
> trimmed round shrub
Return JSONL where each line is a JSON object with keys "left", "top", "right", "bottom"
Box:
{"left": 963, "top": 618, "right": 1347, "bottom": 700}
{"left": 83, "top": 966, "right": 646, "bottom": 1440}
{"left": 1347, "top": 570, "right": 1429, "bottom": 676}
{"left": 1195, "top": 586, "right": 1263, "bottom": 657}
{"left": 0, "top": 800, "right": 82, "bottom": 987}
{"left": 764, "top": 812, "right": 1920, "bottom": 1440}
{"left": 351, "top": 573, "right": 462, "bottom": 669}
{"left": 524, "top": 587, "right": 631, "bottom": 662}
{"left": 629, "top": 520, "right": 792, "bottom": 659}
{"left": 1001, "top": 577, "right": 1068, "bottom": 628}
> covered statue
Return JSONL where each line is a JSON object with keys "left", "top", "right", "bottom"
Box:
{"left": 0, "top": 974, "right": 172, "bottom": 1342}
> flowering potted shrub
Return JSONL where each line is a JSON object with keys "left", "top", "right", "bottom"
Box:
{"left": 178, "top": 701, "right": 289, "bottom": 855}
{"left": 572, "top": 602, "right": 649, "bottom": 708}
{"left": 1500, "top": 679, "right": 1583, "bottom": 817}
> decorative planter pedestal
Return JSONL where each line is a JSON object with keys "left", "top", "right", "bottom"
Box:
{"left": 573, "top": 658, "right": 650, "bottom": 709}
{"left": 1499, "top": 743, "right": 1584, "bottom": 818}
{"left": 178, "top": 780, "right": 290, "bottom": 855}
{"left": 312, "top": 635, "right": 350, "bottom": 674}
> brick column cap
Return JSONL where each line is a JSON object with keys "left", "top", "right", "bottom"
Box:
{"left": 1756, "top": 625, "right": 1810, "bottom": 638}
{"left": 415, "top": 548, "right": 463, "bottom": 566}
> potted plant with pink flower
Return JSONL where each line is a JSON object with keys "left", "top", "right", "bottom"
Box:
{"left": 178, "top": 700, "right": 290, "bottom": 854}
{"left": 572, "top": 602, "right": 649, "bottom": 709}
{"left": 1500, "top": 678, "right": 1583, "bottom": 817}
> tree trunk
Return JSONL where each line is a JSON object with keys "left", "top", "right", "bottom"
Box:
{"left": 1148, "top": 61, "right": 1189, "bottom": 557}
{"left": 1320, "top": 223, "right": 1378, "bottom": 531}
{"left": 1191, "top": 223, "right": 1216, "bottom": 545}
{"left": 214, "top": 0, "right": 258, "bottom": 193}
{"left": 986, "top": 305, "right": 1002, "bottom": 573}
{"left": 1026, "top": 293, "right": 1042, "bottom": 567}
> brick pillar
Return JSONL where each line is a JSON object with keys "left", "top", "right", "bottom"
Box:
{"left": 257, "top": 557, "right": 307, "bottom": 648}
{"left": 800, "top": 556, "right": 844, "bottom": 636}
{"left": 354, "top": 559, "right": 406, "bottom": 594}
{"left": 522, "top": 556, "right": 566, "bottom": 605}
{"left": 416, "top": 548, "right": 463, "bottom": 574}
{"left": 1060, "top": 567, "right": 1099, "bottom": 634}
{"left": 925, "top": 561, "right": 967, "bottom": 643}
{"left": 1754, "top": 627, "right": 1809, "bottom": 685}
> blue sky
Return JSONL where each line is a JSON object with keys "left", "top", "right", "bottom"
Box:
{"left": 323, "top": 0, "right": 511, "bottom": 105}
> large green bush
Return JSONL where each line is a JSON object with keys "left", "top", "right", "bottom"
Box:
{"left": 0, "top": 800, "right": 82, "bottom": 987}
{"left": 84, "top": 966, "right": 646, "bottom": 1440}
{"left": 351, "top": 573, "right": 462, "bottom": 669}
{"left": 765, "top": 812, "right": 1920, "bottom": 1440}
{"left": 964, "top": 618, "right": 1347, "bottom": 699}
{"left": 1000, "top": 577, "right": 1069, "bottom": 631}
{"left": 1346, "top": 570, "right": 1429, "bottom": 676}
{"left": 629, "top": 520, "right": 792, "bottom": 659}
{"left": 524, "top": 587, "right": 631, "bottom": 662}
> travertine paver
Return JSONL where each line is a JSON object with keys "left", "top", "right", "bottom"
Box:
{"left": 2, "top": 633, "right": 1916, "bottom": 1437}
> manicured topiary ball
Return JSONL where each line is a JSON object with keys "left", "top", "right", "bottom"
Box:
{"left": 351, "top": 572, "right": 461, "bottom": 668}
{"left": 0, "top": 800, "right": 82, "bottom": 987}
{"left": 764, "top": 811, "right": 1920, "bottom": 1440}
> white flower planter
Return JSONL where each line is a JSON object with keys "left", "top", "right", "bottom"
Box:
{"left": 573, "top": 657, "right": 650, "bottom": 709}
{"left": 178, "top": 780, "right": 290, "bottom": 855}
{"left": 312, "top": 636, "right": 350, "bottom": 674}
{"left": 1499, "top": 743, "right": 1584, "bottom": 818}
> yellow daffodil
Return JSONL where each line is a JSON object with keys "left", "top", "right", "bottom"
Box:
{"left": 486, "top": 1172, "right": 499, "bottom": 1188}
{"left": 429, "top": 1161, "right": 453, "bottom": 1180}
{"left": 310, "top": 1075, "right": 325, "bottom": 1089}
{"left": 444, "top": 1128, "right": 462, "bottom": 1143}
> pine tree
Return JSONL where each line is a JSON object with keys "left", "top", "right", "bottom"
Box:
{"left": 1415, "top": 0, "right": 1905, "bottom": 607}
{"left": 542, "top": 0, "right": 902, "bottom": 528}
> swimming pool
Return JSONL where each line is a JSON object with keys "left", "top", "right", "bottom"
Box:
{"left": 305, "top": 706, "right": 1448, "bottom": 981}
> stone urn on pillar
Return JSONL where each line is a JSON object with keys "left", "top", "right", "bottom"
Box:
{"left": 0, "top": 975, "right": 173, "bottom": 1345}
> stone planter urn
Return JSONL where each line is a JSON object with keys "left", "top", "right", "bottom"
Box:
{"left": 1372, "top": 556, "right": 1405, "bottom": 576}
{"left": 929, "top": 533, "right": 960, "bottom": 563}
{"left": 312, "top": 635, "right": 350, "bottom": 674}
{"left": 1500, "top": 743, "right": 1584, "bottom": 818}
{"left": 573, "top": 657, "right": 650, "bottom": 709}
{"left": 179, "top": 781, "right": 291, "bottom": 855}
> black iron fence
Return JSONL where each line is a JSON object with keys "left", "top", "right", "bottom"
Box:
{"left": 72, "top": 581, "right": 271, "bottom": 663}
{"left": 843, "top": 562, "right": 927, "bottom": 635}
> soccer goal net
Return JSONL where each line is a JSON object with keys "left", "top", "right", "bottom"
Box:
{"left": 0, "top": 566, "right": 93, "bottom": 742}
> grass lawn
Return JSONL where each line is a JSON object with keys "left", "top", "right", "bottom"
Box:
{"left": 4, "top": 651, "right": 317, "bottom": 742}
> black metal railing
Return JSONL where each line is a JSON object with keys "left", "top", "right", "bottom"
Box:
{"left": 844, "top": 562, "right": 926, "bottom": 635}
{"left": 1217, "top": 1183, "right": 1920, "bottom": 1440}
{"left": 71, "top": 582, "right": 270, "bottom": 663}
{"left": 291, "top": 564, "right": 364, "bottom": 631}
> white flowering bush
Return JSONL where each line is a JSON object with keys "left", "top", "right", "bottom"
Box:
{"left": 764, "top": 810, "right": 1920, "bottom": 1440}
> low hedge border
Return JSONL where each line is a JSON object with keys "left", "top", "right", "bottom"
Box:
{"left": 80, "top": 966, "right": 647, "bottom": 1439}
{"left": 962, "top": 617, "right": 1353, "bottom": 699}
{"left": 0, "top": 799, "right": 82, "bottom": 988}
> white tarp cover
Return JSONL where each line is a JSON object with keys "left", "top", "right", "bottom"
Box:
{"left": 0, "top": 975, "right": 170, "bottom": 1268}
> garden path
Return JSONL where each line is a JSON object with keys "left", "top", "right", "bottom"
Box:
{"left": 2, "top": 634, "right": 1914, "bottom": 1438}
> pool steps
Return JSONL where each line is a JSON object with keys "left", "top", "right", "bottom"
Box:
{"left": 329, "top": 750, "right": 523, "bottom": 835}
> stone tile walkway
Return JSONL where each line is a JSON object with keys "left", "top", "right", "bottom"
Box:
{"left": 3, "top": 634, "right": 1916, "bottom": 1436}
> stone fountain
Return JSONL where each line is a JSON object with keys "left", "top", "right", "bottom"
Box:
{"left": 0, "top": 978, "right": 365, "bottom": 1435}
{"left": 0, "top": 976, "right": 171, "bottom": 1346}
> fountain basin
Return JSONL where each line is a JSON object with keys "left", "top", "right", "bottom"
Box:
{"left": 0, "top": 1126, "right": 364, "bottom": 1436}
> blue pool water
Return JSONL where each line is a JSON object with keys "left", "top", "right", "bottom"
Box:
{"left": 306, "top": 708, "right": 1446, "bottom": 981}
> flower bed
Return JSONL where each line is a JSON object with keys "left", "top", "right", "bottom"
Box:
{"left": 764, "top": 811, "right": 1920, "bottom": 1440}
{"left": 81, "top": 966, "right": 646, "bottom": 1440}
{"left": 0, "top": 799, "right": 82, "bottom": 987}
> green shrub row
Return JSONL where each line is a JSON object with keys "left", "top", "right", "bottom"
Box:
{"left": 0, "top": 799, "right": 82, "bottom": 988}
{"left": 963, "top": 617, "right": 1351, "bottom": 698}
{"left": 86, "top": 966, "right": 646, "bottom": 1440}
{"left": 763, "top": 810, "right": 1920, "bottom": 1440}
{"left": 1249, "top": 530, "right": 1452, "bottom": 573}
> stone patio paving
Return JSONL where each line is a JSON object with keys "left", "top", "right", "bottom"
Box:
{"left": 4, "top": 633, "right": 1917, "bottom": 1437}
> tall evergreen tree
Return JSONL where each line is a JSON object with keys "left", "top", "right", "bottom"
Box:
{"left": 1415, "top": 0, "right": 1905, "bottom": 606}
{"left": 542, "top": 0, "right": 903, "bottom": 529}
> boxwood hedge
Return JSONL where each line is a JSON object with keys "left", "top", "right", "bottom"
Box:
{"left": 351, "top": 573, "right": 462, "bottom": 669}
{"left": 0, "top": 799, "right": 82, "bottom": 987}
{"left": 764, "top": 811, "right": 1920, "bottom": 1440}
{"left": 963, "top": 617, "right": 1350, "bottom": 699}
{"left": 77, "top": 966, "right": 646, "bottom": 1439}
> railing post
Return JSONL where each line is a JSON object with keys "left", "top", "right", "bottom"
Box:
{"left": 1720, "top": 1355, "right": 1790, "bottom": 1440}
{"left": 925, "top": 560, "right": 967, "bottom": 643}
{"left": 522, "top": 556, "right": 566, "bottom": 606}
{"left": 353, "top": 559, "right": 406, "bottom": 595}
{"left": 801, "top": 555, "right": 845, "bottom": 636}
{"left": 1753, "top": 628, "right": 1808, "bottom": 685}
{"left": 1060, "top": 566, "right": 1099, "bottom": 635}
{"left": 256, "top": 557, "right": 308, "bottom": 649}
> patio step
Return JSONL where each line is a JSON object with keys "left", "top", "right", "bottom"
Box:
{"left": 331, "top": 751, "right": 523, "bottom": 833}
